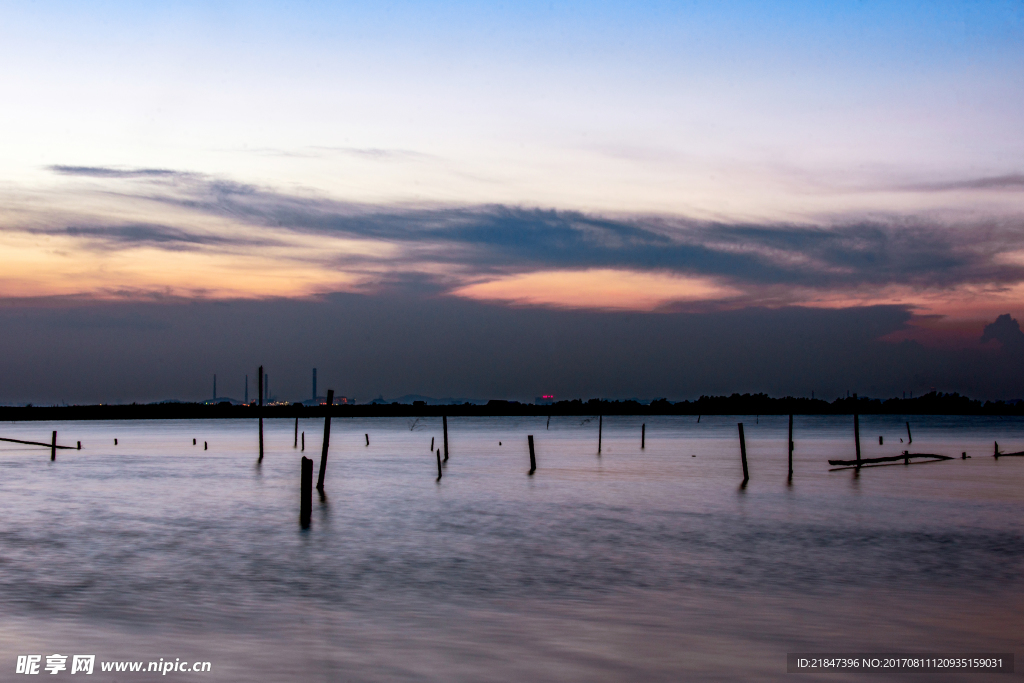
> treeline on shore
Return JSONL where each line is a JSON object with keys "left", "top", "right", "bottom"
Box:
{"left": 1, "top": 391, "right": 1022, "bottom": 420}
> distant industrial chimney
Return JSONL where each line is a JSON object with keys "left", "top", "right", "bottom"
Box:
{"left": 245, "top": 375, "right": 249, "bottom": 404}
{"left": 213, "top": 374, "right": 217, "bottom": 401}
{"left": 265, "top": 373, "right": 269, "bottom": 402}
{"left": 312, "top": 368, "right": 317, "bottom": 402}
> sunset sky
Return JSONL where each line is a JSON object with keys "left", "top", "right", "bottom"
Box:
{"left": 1, "top": 1, "right": 1022, "bottom": 403}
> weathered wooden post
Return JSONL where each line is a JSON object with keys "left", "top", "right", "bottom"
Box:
{"left": 906, "top": 421, "right": 913, "bottom": 444}
{"left": 641, "top": 423, "right": 646, "bottom": 449}
{"left": 316, "top": 390, "right": 334, "bottom": 491}
{"left": 77, "top": 441, "right": 81, "bottom": 450}
{"left": 300, "top": 456, "right": 312, "bottom": 528}
{"left": 442, "top": 415, "right": 449, "bottom": 462}
{"left": 204, "top": 441, "right": 208, "bottom": 450}
{"left": 258, "top": 365, "right": 264, "bottom": 462}
{"left": 193, "top": 438, "right": 197, "bottom": 445}
{"left": 528, "top": 434, "right": 536, "bottom": 474}
{"left": 294, "top": 417, "right": 298, "bottom": 448}
{"left": 50, "top": 431, "right": 56, "bottom": 461}
{"left": 365, "top": 433, "right": 369, "bottom": 446}
{"left": 430, "top": 437, "right": 435, "bottom": 452}
{"left": 738, "top": 422, "right": 749, "bottom": 483}
{"left": 879, "top": 436, "right": 883, "bottom": 445}
{"left": 598, "top": 415, "right": 603, "bottom": 454}
{"left": 854, "top": 414, "right": 861, "bottom": 467}
{"left": 994, "top": 441, "right": 999, "bottom": 459}
{"left": 788, "top": 414, "right": 794, "bottom": 479}
{"left": 436, "top": 450, "right": 442, "bottom": 480}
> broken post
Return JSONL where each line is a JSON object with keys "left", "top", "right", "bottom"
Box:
{"left": 294, "top": 417, "right": 298, "bottom": 448}
{"left": 528, "top": 434, "right": 536, "bottom": 474}
{"left": 598, "top": 415, "right": 603, "bottom": 455}
{"left": 879, "top": 436, "right": 883, "bottom": 445}
{"left": 443, "top": 415, "right": 449, "bottom": 462}
{"left": 436, "top": 449, "right": 442, "bottom": 480}
{"left": 302, "top": 432, "right": 305, "bottom": 451}
{"left": 995, "top": 441, "right": 999, "bottom": 459}
{"left": 854, "top": 414, "right": 861, "bottom": 467}
{"left": 300, "top": 456, "right": 312, "bottom": 528}
{"left": 77, "top": 441, "right": 81, "bottom": 450}
{"left": 738, "top": 422, "right": 749, "bottom": 483}
{"left": 788, "top": 414, "right": 794, "bottom": 479}
{"left": 641, "top": 423, "right": 646, "bottom": 449}
{"left": 50, "top": 431, "right": 56, "bottom": 461}
{"left": 430, "top": 437, "right": 435, "bottom": 452}
{"left": 316, "top": 389, "right": 334, "bottom": 491}
{"left": 365, "top": 433, "right": 369, "bottom": 446}
{"left": 906, "top": 421, "right": 913, "bottom": 445}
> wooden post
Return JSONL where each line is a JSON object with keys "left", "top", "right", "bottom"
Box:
{"left": 316, "top": 390, "right": 334, "bottom": 491}
{"left": 50, "top": 431, "right": 56, "bottom": 461}
{"left": 442, "top": 415, "right": 449, "bottom": 462}
{"left": 258, "top": 365, "right": 264, "bottom": 462}
{"left": 906, "top": 421, "right": 912, "bottom": 444}
{"left": 738, "top": 423, "right": 748, "bottom": 483}
{"left": 879, "top": 436, "right": 883, "bottom": 445}
{"left": 430, "top": 437, "right": 435, "bottom": 452}
{"left": 302, "top": 432, "right": 305, "bottom": 451}
{"left": 204, "top": 441, "right": 208, "bottom": 450}
{"left": 294, "top": 417, "right": 298, "bottom": 448}
{"left": 641, "top": 423, "right": 646, "bottom": 449}
{"left": 994, "top": 441, "right": 999, "bottom": 459}
{"left": 854, "top": 414, "right": 861, "bottom": 466}
{"left": 528, "top": 434, "right": 536, "bottom": 474}
{"left": 788, "top": 414, "right": 794, "bottom": 479}
{"left": 365, "top": 433, "right": 369, "bottom": 446}
{"left": 114, "top": 438, "right": 118, "bottom": 445}
{"left": 300, "top": 456, "right": 312, "bottom": 528}
{"left": 598, "top": 415, "right": 603, "bottom": 454}
{"left": 77, "top": 441, "right": 81, "bottom": 450}
{"left": 436, "top": 449, "right": 442, "bottom": 480}
{"left": 193, "top": 438, "right": 196, "bottom": 445}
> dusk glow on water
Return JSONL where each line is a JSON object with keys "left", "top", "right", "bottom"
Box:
{"left": 0, "top": 416, "right": 1021, "bottom": 680}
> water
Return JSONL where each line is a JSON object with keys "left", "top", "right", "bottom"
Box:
{"left": 0, "top": 415, "right": 1021, "bottom": 681}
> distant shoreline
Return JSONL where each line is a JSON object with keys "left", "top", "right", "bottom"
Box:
{"left": 2, "top": 392, "right": 1021, "bottom": 420}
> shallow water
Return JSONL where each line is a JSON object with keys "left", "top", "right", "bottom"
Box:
{"left": 0, "top": 415, "right": 1021, "bottom": 681}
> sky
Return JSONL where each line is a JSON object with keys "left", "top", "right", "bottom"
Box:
{"left": 0, "top": 0, "right": 1022, "bottom": 403}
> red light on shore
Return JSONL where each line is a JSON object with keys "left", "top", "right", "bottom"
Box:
{"left": 542, "top": 395, "right": 554, "bottom": 399}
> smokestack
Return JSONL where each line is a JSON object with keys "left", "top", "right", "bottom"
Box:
{"left": 265, "top": 373, "right": 269, "bottom": 403}
{"left": 245, "top": 375, "right": 248, "bottom": 404}
{"left": 258, "top": 367, "right": 263, "bottom": 408}
{"left": 313, "top": 368, "right": 317, "bottom": 402}
{"left": 213, "top": 374, "right": 217, "bottom": 401}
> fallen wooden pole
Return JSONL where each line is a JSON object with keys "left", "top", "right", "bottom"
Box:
{"left": 316, "top": 390, "right": 334, "bottom": 491}
{"left": 300, "top": 456, "right": 312, "bottom": 528}
{"left": 738, "top": 422, "right": 748, "bottom": 483}
{"left": 442, "top": 415, "right": 449, "bottom": 462}
{"left": 829, "top": 452, "right": 953, "bottom": 466}
{"left": 0, "top": 436, "right": 75, "bottom": 449}
{"left": 528, "top": 434, "right": 536, "bottom": 474}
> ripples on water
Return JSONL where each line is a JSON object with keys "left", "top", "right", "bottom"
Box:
{"left": 0, "top": 415, "right": 1021, "bottom": 681}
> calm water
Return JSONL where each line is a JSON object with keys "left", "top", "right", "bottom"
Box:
{"left": 0, "top": 415, "right": 1021, "bottom": 681}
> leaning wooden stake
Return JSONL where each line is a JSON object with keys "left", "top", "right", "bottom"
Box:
{"left": 854, "top": 414, "right": 861, "bottom": 467}
{"left": 788, "top": 414, "right": 794, "bottom": 479}
{"left": 641, "top": 423, "right": 646, "bottom": 449}
{"left": 365, "top": 433, "right": 369, "bottom": 446}
{"left": 316, "top": 390, "right": 334, "bottom": 491}
{"left": 300, "top": 456, "right": 313, "bottom": 528}
{"left": 738, "top": 422, "right": 749, "bottom": 483}
{"left": 430, "top": 437, "right": 435, "bottom": 452}
{"left": 442, "top": 415, "right": 449, "bottom": 462}
{"left": 906, "top": 421, "right": 913, "bottom": 445}
{"left": 528, "top": 434, "right": 537, "bottom": 474}
{"left": 436, "top": 449, "right": 442, "bottom": 480}
{"left": 50, "top": 431, "right": 56, "bottom": 461}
